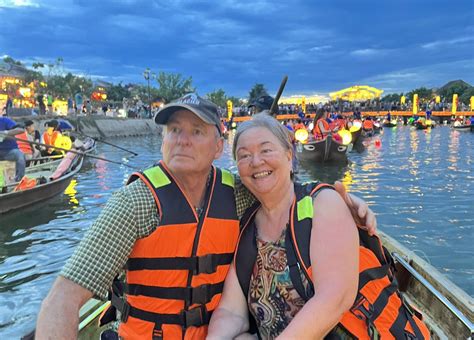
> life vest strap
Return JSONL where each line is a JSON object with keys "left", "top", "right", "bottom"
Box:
{"left": 358, "top": 264, "right": 390, "bottom": 291}
{"left": 111, "top": 292, "right": 212, "bottom": 328}
{"left": 124, "top": 281, "right": 224, "bottom": 305}
{"left": 285, "top": 224, "right": 311, "bottom": 301}
{"left": 126, "top": 253, "right": 234, "bottom": 274}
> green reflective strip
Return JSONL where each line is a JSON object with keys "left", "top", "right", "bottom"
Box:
{"left": 143, "top": 167, "right": 171, "bottom": 188}
{"left": 221, "top": 169, "right": 235, "bottom": 188}
{"left": 297, "top": 196, "right": 313, "bottom": 221}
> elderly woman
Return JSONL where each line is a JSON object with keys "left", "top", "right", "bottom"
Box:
{"left": 207, "top": 114, "right": 429, "bottom": 339}
{"left": 207, "top": 114, "right": 359, "bottom": 339}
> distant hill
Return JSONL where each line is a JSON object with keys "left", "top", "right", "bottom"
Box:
{"left": 436, "top": 80, "right": 473, "bottom": 104}
{"left": 438, "top": 80, "right": 472, "bottom": 92}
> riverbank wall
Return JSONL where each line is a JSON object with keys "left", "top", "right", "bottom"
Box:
{"left": 9, "top": 115, "right": 162, "bottom": 138}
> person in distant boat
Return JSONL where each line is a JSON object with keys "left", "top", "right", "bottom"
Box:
{"left": 312, "top": 108, "right": 332, "bottom": 140}
{"left": 35, "top": 95, "right": 377, "bottom": 340}
{"left": 15, "top": 120, "right": 41, "bottom": 161}
{"left": 0, "top": 115, "right": 26, "bottom": 181}
{"left": 362, "top": 116, "right": 375, "bottom": 130}
{"left": 248, "top": 95, "right": 277, "bottom": 116}
{"left": 41, "top": 120, "right": 63, "bottom": 157}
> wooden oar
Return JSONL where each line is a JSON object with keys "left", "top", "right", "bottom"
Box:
{"left": 0, "top": 134, "right": 139, "bottom": 169}
{"left": 77, "top": 133, "right": 139, "bottom": 156}
{"left": 27, "top": 156, "right": 61, "bottom": 162}
{"left": 270, "top": 75, "right": 288, "bottom": 115}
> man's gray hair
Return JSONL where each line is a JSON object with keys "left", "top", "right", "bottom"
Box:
{"left": 232, "top": 113, "right": 293, "bottom": 160}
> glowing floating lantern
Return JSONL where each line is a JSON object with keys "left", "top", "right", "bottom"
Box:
{"left": 338, "top": 129, "right": 352, "bottom": 145}
{"left": 295, "top": 129, "right": 309, "bottom": 143}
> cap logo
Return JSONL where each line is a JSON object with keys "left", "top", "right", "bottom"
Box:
{"left": 177, "top": 93, "right": 200, "bottom": 105}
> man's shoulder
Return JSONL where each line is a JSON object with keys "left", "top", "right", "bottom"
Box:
{"left": 110, "top": 177, "right": 153, "bottom": 203}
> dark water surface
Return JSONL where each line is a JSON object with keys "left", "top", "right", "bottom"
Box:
{"left": 0, "top": 125, "right": 472, "bottom": 337}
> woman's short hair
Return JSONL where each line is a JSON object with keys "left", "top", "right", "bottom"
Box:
{"left": 232, "top": 113, "right": 293, "bottom": 160}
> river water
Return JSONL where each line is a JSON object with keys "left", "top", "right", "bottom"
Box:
{"left": 0, "top": 125, "right": 473, "bottom": 338}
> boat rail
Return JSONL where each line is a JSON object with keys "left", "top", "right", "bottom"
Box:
{"left": 393, "top": 252, "right": 474, "bottom": 338}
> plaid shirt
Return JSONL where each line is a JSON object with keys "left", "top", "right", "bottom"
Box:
{"left": 61, "top": 172, "right": 256, "bottom": 299}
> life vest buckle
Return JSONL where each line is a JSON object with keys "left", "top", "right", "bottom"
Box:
{"left": 120, "top": 300, "right": 130, "bottom": 323}
{"left": 195, "top": 254, "right": 216, "bottom": 275}
{"left": 111, "top": 292, "right": 130, "bottom": 323}
{"left": 351, "top": 295, "right": 373, "bottom": 321}
{"left": 182, "top": 305, "right": 208, "bottom": 328}
{"left": 188, "top": 284, "right": 211, "bottom": 305}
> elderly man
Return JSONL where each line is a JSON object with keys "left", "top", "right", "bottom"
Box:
{"left": 36, "top": 94, "right": 376, "bottom": 339}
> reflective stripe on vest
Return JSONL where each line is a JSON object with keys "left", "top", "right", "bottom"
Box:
{"left": 117, "top": 161, "right": 239, "bottom": 339}
{"left": 235, "top": 182, "right": 430, "bottom": 340}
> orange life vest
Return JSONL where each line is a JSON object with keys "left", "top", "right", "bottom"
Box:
{"left": 13, "top": 176, "right": 37, "bottom": 191}
{"left": 294, "top": 123, "right": 305, "bottom": 131}
{"left": 42, "top": 130, "right": 61, "bottom": 153}
{"left": 235, "top": 182, "right": 430, "bottom": 340}
{"left": 313, "top": 118, "right": 330, "bottom": 139}
{"left": 109, "top": 161, "right": 240, "bottom": 340}
{"left": 15, "top": 131, "right": 33, "bottom": 155}
{"left": 333, "top": 118, "right": 346, "bottom": 130}
{"left": 363, "top": 120, "right": 374, "bottom": 130}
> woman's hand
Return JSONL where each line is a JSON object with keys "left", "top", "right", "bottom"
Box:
{"left": 207, "top": 265, "right": 250, "bottom": 340}
{"left": 334, "top": 181, "right": 377, "bottom": 235}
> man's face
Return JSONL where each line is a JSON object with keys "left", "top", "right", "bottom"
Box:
{"left": 26, "top": 124, "right": 35, "bottom": 134}
{"left": 162, "top": 110, "right": 223, "bottom": 177}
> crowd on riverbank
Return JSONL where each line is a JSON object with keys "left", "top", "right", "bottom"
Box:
{"left": 3, "top": 96, "right": 473, "bottom": 120}
{"left": 231, "top": 99, "right": 473, "bottom": 117}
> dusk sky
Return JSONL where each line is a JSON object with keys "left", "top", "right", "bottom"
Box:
{"left": 1, "top": 0, "right": 473, "bottom": 98}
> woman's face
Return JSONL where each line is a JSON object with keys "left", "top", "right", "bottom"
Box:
{"left": 235, "top": 127, "right": 292, "bottom": 198}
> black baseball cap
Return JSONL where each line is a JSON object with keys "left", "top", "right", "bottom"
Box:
{"left": 248, "top": 95, "right": 274, "bottom": 111}
{"left": 45, "top": 119, "right": 59, "bottom": 128}
{"left": 154, "top": 93, "right": 222, "bottom": 136}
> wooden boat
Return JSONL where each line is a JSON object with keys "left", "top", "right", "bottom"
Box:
{"left": 452, "top": 124, "right": 474, "bottom": 132}
{"left": 69, "top": 230, "right": 473, "bottom": 340}
{"left": 350, "top": 128, "right": 366, "bottom": 153}
{"left": 379, "top": 232, "right": 473, "bottom": 339}
{"left": 0, "top": 154, "right": 83, "bottom": 214}
{"left": 383, "top": 120, "right": 397, "bottom": 127}
{"left": 81, "top": 137, "right": 97, "bottom": 153}
{"left": 362, "top": 128, "right": 375, "bottom": 137}
{"left": 296, "top": 135, "right": 348, "bottom": 164}
{"left": 24, "top": 136, "right": 96, "bottom": 168}
{"left": 415, "top": 120, "right": 436, "bottom": 130}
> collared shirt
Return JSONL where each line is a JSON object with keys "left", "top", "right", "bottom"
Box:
{"left": 61, "top": 173, "right": 256, "bottom": 299}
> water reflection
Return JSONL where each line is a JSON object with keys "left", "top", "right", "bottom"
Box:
{"left": 297, "top": 162, "right": 349, "bottom": 184}
{"left": 64, "top": 179, "right": 79, "bottom": 205}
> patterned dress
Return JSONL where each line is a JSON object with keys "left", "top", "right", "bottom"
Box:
{"left": 247, "top": 227, "right": 353, "bottom": 339}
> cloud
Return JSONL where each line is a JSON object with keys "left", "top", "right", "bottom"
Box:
{"left": 217, "top": 0, "right": 279, "bottom": 13}
{"left": 350, "top": 48, "right": 388, "bottom": 57}
{"left": 421, "top": 36, "right": 474, "bottom": 49}
{"left": 309, "top": 45, "right": 332, "bottom": 52}
{"left": 0, "top": 0, "right": 39, "bottom": 8}
{"left": 1, "top": 0, "right": 473, "bottom": 97}
{"left": 358, "top": 59, "right": 474, "bottom": 93}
